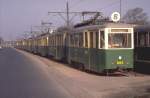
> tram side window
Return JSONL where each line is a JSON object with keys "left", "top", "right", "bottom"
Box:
{"left": 45, "top": 38, "right": 47, "bottom": 46}
{"left": 56, "top": 35, "right": 58, "bottom": 46}
{"left": 74, "top": 34, "right": 79, "bottom": 48}
{"left": 139, "top": 34, "right": 145, "bottom": 47}
{"left": 56, "top": 36, "right": 58, "bottom": 46}
{"left": 43, "top": 38, "right": 46, "bottom": 46}
{"left": 52, "top": 37, "right": 54, "bottom": 46}
{"left": 40, "top": 39, "right": 42, "bottom": 46}
{"left": 45, "top": 37, "right": 47, "bottom": 46}
{"left": 50, "top": 37, "right": 52, "bottom": 46}
{"left": 53, "top": 36, "right": 55, "bottom": 46}
{"left": 59, "top": 35, "right": 62, "bottom": 46}
{"left": 90, "top": 32, "right": 93, "bottom": 48}
{"left": 70, "top": 35, "right": 74, "bottom": 47}
{"left": 55, "top": 36, "right": 56, "bottom": 46}
{"left": 61, "top": 35, "right": 63, "bottom": 46}
{"left": 96, "top": 32, "right": 99, "bottom": 48}
{"left": 39, "top": 39, "right": 41, "bottom": 46}
{"left": 42, "top": 38, "right": 45, "bottom": 46}
{"left": 37, "top": 39, "right": 39, "bottom": 46}
{"left": 61, "top": 35, "right": 64, "bottom": 46}
{"left": 100, "top": 31, "right": 105, "bottom": 48}
{"left": 55, "top": 36, "right": 57, "bottom": 46}
{"left": 49, "top": 37, "right": 50, "bottom": 46}
{"left": 146, "top": 33, "right": 149, "bottom": 46}
{"left": 149, "top": 32, "right": 150, "bottom": 46}
{"left": 51, "top": 36, "right": 54, "bottom": 46}
{"left": 59, "top": 35, "right": 61, "bottom": 46}
{"left": 44, "top": 38, "right": 46, "bottom": 46}
{"left": 93, "top": 32, "right": 96, "bottom": 48}
{"left": 134, "top": 32, "right": 138, "bottom": 47}
{"left": 51, "top": 37, "right": 52, "bottom": 46}
{"left": 79, "top": 33, "right": 83, "bottom": 47}
{"left": 141, "top": 32, "right": 149, "bottom": 47}
{"left": 58, "top": 35, "right": 60, "bottom": 46}
{"left": 84, "top": 32, "right": 88, "bottom": 48}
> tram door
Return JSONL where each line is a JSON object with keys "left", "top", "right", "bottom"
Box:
{"left": 87, "top": 30, "right": 99, "bottom": 71}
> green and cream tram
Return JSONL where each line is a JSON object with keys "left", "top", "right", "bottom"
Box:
{"left": 68, "top": 23, "right": 134, "bottom": 73}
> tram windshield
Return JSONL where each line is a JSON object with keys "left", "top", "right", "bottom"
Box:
{"left": 108, "top": 33, "right": 131, "bottom": 48}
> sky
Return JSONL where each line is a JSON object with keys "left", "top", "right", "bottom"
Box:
{"left": 0, "top": 0, "right": 150, "bottom": 40}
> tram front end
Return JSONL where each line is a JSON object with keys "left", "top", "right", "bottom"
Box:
{"left": 104, "top": 27, "right": 134, "bottom": 71}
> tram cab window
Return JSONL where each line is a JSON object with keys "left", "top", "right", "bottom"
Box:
{"left": 100, "top": 31, "right": 105, "bottom": 48}
{"left": 108, "top": 33, "right": 131, "bottom": 48}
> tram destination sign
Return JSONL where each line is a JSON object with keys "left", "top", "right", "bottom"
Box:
{"left": 111, "top": 12, "right": 120, "bottom": 22}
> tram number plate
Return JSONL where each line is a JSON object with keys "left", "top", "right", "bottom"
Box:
{"left": 116, "top": 60, "right": 124, "bottom": 65}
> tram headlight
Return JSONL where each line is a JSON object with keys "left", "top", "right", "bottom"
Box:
{"left": 118, "top": 56, "right": 122, "bottom": 60}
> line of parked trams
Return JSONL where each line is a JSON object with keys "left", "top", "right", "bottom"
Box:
{"left": 14, "top": 22, "right": 150, "bottom": 73}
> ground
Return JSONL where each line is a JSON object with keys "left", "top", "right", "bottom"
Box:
{"left": 17, "top": 48, "right": 150, "bottom": 98}
{"left": 0, "top": 47, "right": 150, "bottom": 98}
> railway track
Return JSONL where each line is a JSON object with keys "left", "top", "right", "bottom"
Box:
{"left": 112, "top": 70, "right": 147, "bottom": 77}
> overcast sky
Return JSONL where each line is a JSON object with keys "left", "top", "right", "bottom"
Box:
{"left": 0, "top": 0, "right": 150, "bottom": 40}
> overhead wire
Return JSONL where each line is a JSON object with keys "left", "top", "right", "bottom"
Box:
{"left": 98, "top": 0, "right": 120, "bottom": 11}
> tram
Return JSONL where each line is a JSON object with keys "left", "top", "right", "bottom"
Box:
{"left": 68, "top": 23, "right": 134, "bottom": 73}
{"left": 134, "top": 25, "right": 150, "bottom": 73}
{"left": 15, "top": 19, "right": 134, "bottom": 73}
{"left": 16, "top": 23, "right": 134, "bottom": 73}
{"left": 134, "top": 25, "right": 150, "bottom": 61}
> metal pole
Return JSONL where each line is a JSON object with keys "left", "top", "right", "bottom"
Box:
{"left": 66, "top": 1, "right": 69, "bottom": 27}
{"left": 120, "top": 0, "right": 122, "bottom": 21}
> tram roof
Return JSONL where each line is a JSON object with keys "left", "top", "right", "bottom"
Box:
{"left": 74, "top": 23, "right": 133, "bottom": 31}
{"left": 134, "top": 25, "right": 150, "bottom": 32}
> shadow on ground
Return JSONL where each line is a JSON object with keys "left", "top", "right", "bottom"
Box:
{"left": 134, "top": 61, "right": 150, "bottom": 75}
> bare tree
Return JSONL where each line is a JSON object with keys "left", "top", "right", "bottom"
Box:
{"left": 123, "top": 7, "right": 148, "bottom": 25}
